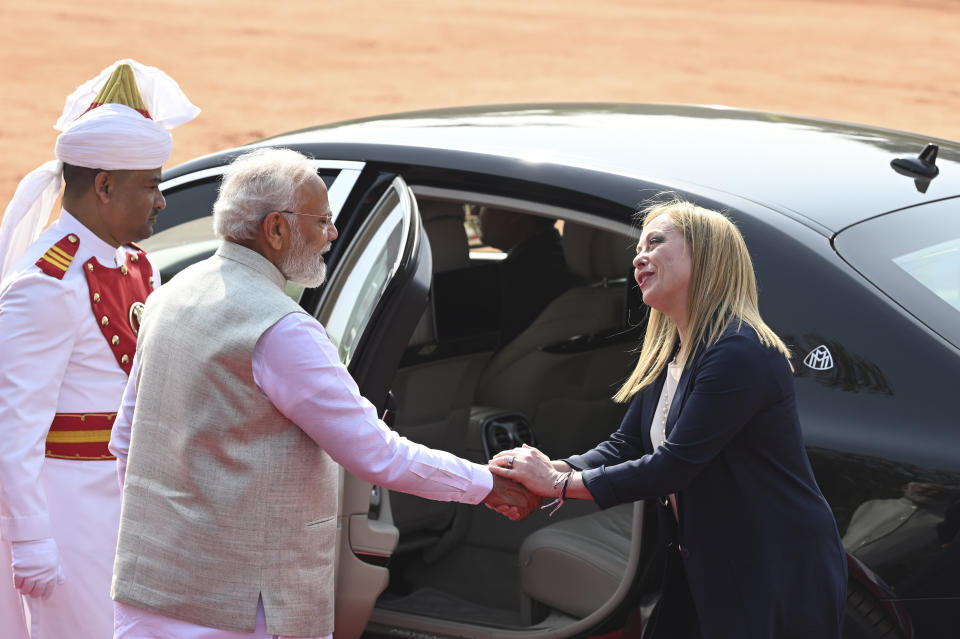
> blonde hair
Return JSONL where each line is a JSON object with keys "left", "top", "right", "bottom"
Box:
{"left": 613, "top": 197, "right": 791, "bottom": 403}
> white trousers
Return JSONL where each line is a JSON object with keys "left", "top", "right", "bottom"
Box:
{"left": 25, "top": 459, "right": 120, "bottom": 639}
{"left": 0, "top": 540, "right": 30, "bottom": 639}
{"left": 114, "top": 599, "right": 330, "bottom": 639}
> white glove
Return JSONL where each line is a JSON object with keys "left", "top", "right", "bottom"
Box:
{"left": 11, "top": 538, "right": 64, "bottom": 599}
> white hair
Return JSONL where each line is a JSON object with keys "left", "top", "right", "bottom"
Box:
{"left": 213, "top": 147, "right": 318, "bottom": 240}
{"left": 278, "top": 222, "right": 328, "bottom": 288}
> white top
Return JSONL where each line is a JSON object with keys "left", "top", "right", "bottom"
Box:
{"left": 0, "top": 210, "right": 158, "bottom": 541}
{"left": 110, "top": 311, "right": 494, "bottom": 639}
{"left": 650, "top": 361, "right": 682, "bottom": 451}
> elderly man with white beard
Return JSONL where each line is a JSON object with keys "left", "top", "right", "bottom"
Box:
{"left": 108, "top": 148, "right": 538, "bottom": 639}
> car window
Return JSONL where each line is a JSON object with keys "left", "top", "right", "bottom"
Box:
{"left": 893, "top": 237, "right": 960, "bottom": 312}
{"left": 155, "top": 178, "right": 222, "bottom": 233}
{"left": 156, "top": 169, "right": 341, "bottom": 234}
{"left": 463, "top": 205, "right": 501, "bottom": 260}
{"left": 834, "top": 198, "right": 960, "bottom": 349}
{"left": 317, "top": 178, "right": 413, "bottom": 366}
{"left": 144, "top": 165, "right": 361, "bottom": 292}
{"left": 463, "top": 204, "right": 562, "bottom": 261}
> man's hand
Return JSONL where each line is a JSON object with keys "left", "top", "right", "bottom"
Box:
{"left": 483, "top": 473, "right": 541, "bottom": 521}
{"left": 11, "top": 538, "right": 64, "bottom": 600}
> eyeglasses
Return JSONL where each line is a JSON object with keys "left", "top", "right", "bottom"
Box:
{"left": 272, "top": 210, "right": 335, "bottom": 227}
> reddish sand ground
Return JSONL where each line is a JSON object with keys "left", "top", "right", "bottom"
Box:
{"left": 1, "top": 0, "right": 959, "bottom": 221}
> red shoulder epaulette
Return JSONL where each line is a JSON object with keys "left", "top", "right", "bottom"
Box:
{"left": 35, "top": 234, "right": 80, "bottom": 279}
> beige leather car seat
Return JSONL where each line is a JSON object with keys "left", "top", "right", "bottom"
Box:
{"left": 423, "top": 201, "right": 472, "bottom": 273}
{"left": 473, "top": 222, "right": 639, "bottom": 458}
{"left": 519, "top": 503, "right": 634, "bottom": 620}
{"left": 405, "top": 201, "right": 472, "bottom": 345}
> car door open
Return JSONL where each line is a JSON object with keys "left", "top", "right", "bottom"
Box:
{"left": 314, "top": 175, "right": 429, "bottom": 639}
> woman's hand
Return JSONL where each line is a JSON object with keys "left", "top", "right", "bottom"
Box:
{"left": 490, "top": 445, "right": 564, "bottom": 497}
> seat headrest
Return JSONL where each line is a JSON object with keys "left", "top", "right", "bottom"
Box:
{"left": 562, "top": 223, "right": 634, "bottom": 280}
{"left": 418, "top": 199, "right": 471, "bottom": 273}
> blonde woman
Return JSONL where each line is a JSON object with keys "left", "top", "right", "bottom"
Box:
{"left": 491, "top": 199, "right": 846, "bottom": 638}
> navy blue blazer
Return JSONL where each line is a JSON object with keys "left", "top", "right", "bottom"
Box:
{"left": 565, "top": 324, "right": 847, "bottom": 639}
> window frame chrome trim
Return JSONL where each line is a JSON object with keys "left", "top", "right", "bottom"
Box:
{"left": 160, "top": 160, "right": 365, "bottom": 220}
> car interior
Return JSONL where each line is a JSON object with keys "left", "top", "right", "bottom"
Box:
{"left": 372, "top": 193, "right": 648, "bottom": 632}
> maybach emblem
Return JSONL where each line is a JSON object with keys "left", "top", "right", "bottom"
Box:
{"left": 128, "top": 301, "right": 145, "bottom": 335}
{"left": 803, "top": 345, "right": 834, "bottom": 371}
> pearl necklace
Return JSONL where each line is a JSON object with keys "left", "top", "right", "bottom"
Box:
{"left": 662, "top": 358, "right": 679, "bottom": 444}
{"left": 661, "top": 384, "right": 670, "bottom": 444}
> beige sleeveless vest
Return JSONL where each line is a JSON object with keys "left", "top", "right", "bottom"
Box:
{"left": 112, "top": 242, "right": 338, "bottom": 637}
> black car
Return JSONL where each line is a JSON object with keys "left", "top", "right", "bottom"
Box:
{"left": 145, "top": 104, "right": 960, "bottom": 639}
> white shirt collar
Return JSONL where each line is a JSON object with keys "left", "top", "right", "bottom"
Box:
{"left": 57, "top": 209, "right": 125, "bottom": 267}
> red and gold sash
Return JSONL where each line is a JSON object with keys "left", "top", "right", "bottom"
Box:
{"left": 83, "top": 247, "right": 153, "bottom": 375}
{"left": 45, "top": 413, "right": 116, "bottom": 460}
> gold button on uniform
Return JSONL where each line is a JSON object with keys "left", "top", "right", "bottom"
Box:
{"left": 121, "top": 265, "right": 128, "bottom": 275}
{"left": 131, "top": 254, "right": 139, "bottom": 263}
{"left": 111, "top": 335, "right": 119, "bottom": 346}
{"left": 87, "top": 263, "right": 94, "bottom": 272}
{"left": 93, "top": 293, "right": 101, "bottom": 303}
{"left": 121, "top": 355, "right": 130, "bottom": 365}
{"left": 101, "top": 316, "right": 109, "bottom": 327}
{"left": 68, "top": 235, "right": 78, "bottom": 243}
{"left": 149, "top": 277, "right": 155, "bottom": 286}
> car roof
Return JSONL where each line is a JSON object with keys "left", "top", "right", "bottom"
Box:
{"left": 167, "top": 103, "right": 960, "bottom": 233}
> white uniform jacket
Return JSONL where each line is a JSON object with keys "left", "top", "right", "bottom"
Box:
{"left": 0, "top": 210, "right": 158, "bottom": 639}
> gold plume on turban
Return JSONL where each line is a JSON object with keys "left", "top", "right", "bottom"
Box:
{"left": 83, "top": 64, "right": 151, "bottom": 119}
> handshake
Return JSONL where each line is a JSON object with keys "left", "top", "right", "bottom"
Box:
{"left": 481, "top": 445, "right": 573, "bottom": 521}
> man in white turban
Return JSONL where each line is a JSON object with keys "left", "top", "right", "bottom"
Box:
{"left": 0, "top": 59, "right": 199, "bottom": 639}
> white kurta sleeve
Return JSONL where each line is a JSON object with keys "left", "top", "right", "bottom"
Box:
{"left": 252, "top": 314, "right": 493, "bottom": 504}
{"left": 109, "top": 355, "right": 139, "bottom": 486}
{"left": 0, "top": 272, "right": 79, "bottom": 541}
